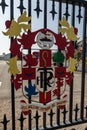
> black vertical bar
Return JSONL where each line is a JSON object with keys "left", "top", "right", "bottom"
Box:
{"left": 58, "top": 0, "right": 62, "bottom": 52}
{"left": 57, "top": 0, "right": 62, "bottom": 124}
{"left": 20, "top": 113, "right": 24, "bottom": 130}
{"left": 42, "top": 73, "right": 47, "bottom": 127}
{"left": 74, "top": 104, "right": 79, "bottom": 121}
{"left": 44, "top": 0, "right": 47, "bottom": 28}
{"left": 63, "top": 108, "right": 66, "bottom": 124}
{"left": 43, "top": 112, "right": 46, "bottom": 129}
{"left": 4, "top": 121, "right": 7, "bottom": 130}
{"left": 11, "top": 76, "right": 15, "bottom": 130}
{"left": 43, "top": 0, "right": 47, "bottom": 128}
{"left": 3, "top": 114, "right": 9, "bottom": 130}
{"left": 49, "top": 109, "right": 54, "bottom": 127}
{"left": 10, "top": 0, "right": 15, "bottom": 129}
{"left": 4, "top": 122, "right": 7, "bottom": 130}
{"left": 18, "top": 112, "right": 26, "bottom": 130}
{"left": 36, "top": 111, "right": 39, "bottom": 130}
{"left": 85, "top": 106, "right": 87, "bottom": 118}
{"left": 50, "top": 115, "right": 53, "bottom": 127}
{"left": 69, "top": 2, "right": 75, "bottom": 123}
{"left": 10, "top": 0, "right": 14, "bottom": 20}
{"left": 80, "top": 6, "right": 87, "bottom": 120}
{"left": 28, "top": 0, "right": 32, "bottom": 130}
{"left": 57, "top": 108, "right": 60, "bottom": 125}
{"left": 59, "top": 0, "right": 62, "bottom": 21}
{"left": 71, "top": 2, "right": 75, "bottom": 26}
{"left": 41, "top": 72, "right": 44, "bottom": 88}
{"left": 75, "top": 110, "right": 78, "bottom": 121}
{"left": 65, "top": 0, "right": 68, "bottom": 20}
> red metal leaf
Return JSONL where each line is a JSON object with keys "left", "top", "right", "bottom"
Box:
{"left": 14, "top": 74, "right": 22, "bottom": 90}
{"left": 23, "top": 54, "right": 38, "bottom": 67}
{"left": 10, "top": 39, "right": 22, "bottom": 59}
{"left": 55, "top": 33, "right": 68, "bottom": 50}
{"left": 66, "top": 42, "right": 74, "bottom": 60}
{"left": 18, "top": 31, "right": 37, "bottom": 49}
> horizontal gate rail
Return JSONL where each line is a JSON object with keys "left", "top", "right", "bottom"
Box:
{"left": 51, "top": 0, "right": 87, "bottom": 6}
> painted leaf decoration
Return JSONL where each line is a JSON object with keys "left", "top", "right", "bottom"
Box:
{"left": 66, "top": 42, "right": 74, "bottom": 60}
{"left": 25, "top": 82, "right": 38, "bottom": 97}
{"left": 23, "top": 54, "right": 38, "bottom": 67}
{"left": 59, "top": 17, "right": 69, "bottom": 28}
{"left": 13, "top": 74, "right": 22, "bottom": 90}
{"left": 66, "top": 72, "right": 73, "bottom": 86}
{"left": 53, "top": 88, "right": 60, "bottom": 97}
{"left": 10, "top": 39, "right": 22, "bottom": 60}
{"left": 7, "top": 56, "right": 20, "bottom": 76}
{"left": 33, "top": 51, "right": 40, "bottom": 59}
{"left": 59, "top": 27, "right": 79, "bottom": 41}
{"left": 55, "top": 33, "right": 68, "bottom": 50}
{"left": 74, "top": 27, "right": 78, "bottom": 35}
{"left": 66, "top": 27, "right": 79, "bottom": 41}
{"left": 59, "top": 28, "right": 67, "bottom": 34}
{"left": 56, "top": 79, "right": 63, "bottom": 87}
{"left": 18, "top": 31, "right": 37, "bottom": 49}
{"left": 18, "top": 11, "right": 31, "bottom": 23}
{"left": 53, "top": 51, "right": 65, "bottom": 63}
{"left": 19, "top": 24, "right": 31, "bottom": 32}
{"left": 3, "top": 20, "right": 21, "bottom": 38}
{"left": 5, "top": 20, "right": 11, "bottom": 29}
{"left": 59, "top": 17, "right": 79, "bottom": 41}
{"left": 3, "top": 11, "right": 31, "bottom": 38}
{"left": 68, "top": 57, "right": 77, "bottom": 73}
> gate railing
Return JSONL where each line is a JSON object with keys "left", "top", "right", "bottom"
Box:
{"left": 0, "top": 0, "right": 87, "bottom": 130}
{"left": 1, "top": 104, "right": 87, "bottom": 130}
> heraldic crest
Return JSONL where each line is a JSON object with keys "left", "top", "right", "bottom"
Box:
{"left": 3, "top": 11, "right": 79, "bottom": 115}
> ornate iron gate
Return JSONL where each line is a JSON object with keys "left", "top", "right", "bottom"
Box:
{"left": 0, "top": 0, "right": 87, "bottom": 130}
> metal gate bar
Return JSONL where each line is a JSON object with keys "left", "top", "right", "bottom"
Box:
{"left": 80, "top": 6, "right": 87, "bottom": 120}
{"left": 10, "top": 0, "right": 15, "bottom": 129}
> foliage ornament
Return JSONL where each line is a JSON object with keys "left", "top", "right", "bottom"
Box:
{"left": 3, "top": 12, "right": 79, "bottom": 115}
{"left": 3, "top": 11, "right": 31, "bottom": 38}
